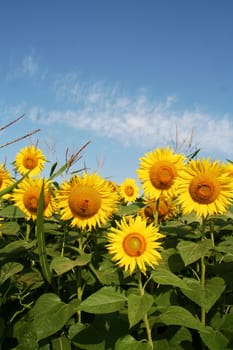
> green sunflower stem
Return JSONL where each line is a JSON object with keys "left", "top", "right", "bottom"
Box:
{"left": 154, "top": 197, "right": 160, "bottom": 226}
{"left": 200, "top": 216, "right": 206, "bottom": 327}
{"left": 137, "top": 271, "right": 154, "bottom": 349}
{"left": 76, "top": 267, "right": 84, "bottom": 324}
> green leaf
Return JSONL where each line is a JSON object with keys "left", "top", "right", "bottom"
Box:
{"left": 151, "top": 267, "right": 191, "bottom": 290}
{"left": 51, "top": 336, "right": 72, "bottom": 350}
{"left": 177, "top": 239, "right": 213, "bottom": 266}
{"left": 0, "top": 262, "right": 23, "bottom": 285}
{"left": 128, "top": 293, "right": 154, "bottom": 328}
{"left": 79, "top": 286, "right": 127, "bottom": 314}
{"left": 36, "top": 182, "right": 52, "bottom": 285}
{"left": 0, "top": 240, "right": 35, "bottom": 259}
{"left": 115, "top": 335, "right": 152, "bottom": 350}
{"left": 181, "top": 277, "right": 225, "bottom": 312}
{"left": 14, "top": 318, "right": 39, "bottom": 350}
{"left": 169, "top": 327, "right": 192, "bottom": 347}
{"left": 117, "top": 203, "right": 143, "bottom": 216}
{"left": 1, "top": 221, "right": 20, "bottom": 235}
{"left": 0, "top": 205, "right": 25, "bottom": 218}
{"left": 50, "top": 254, "right": 91, "bottom": 275}
{"left": 28, "top": 293, "right": 79, "bottom": 341}
{"left": 16, "top": 270, "right": 44, "bottom": 291}
{"left": 69, "top": 323, "right": 105, "bottom": 350}
{"left": 200, "top": 327, "right": 229, "bottom": 350}
{"left": 158, "top": 305, "right": 207, "bottom": 332}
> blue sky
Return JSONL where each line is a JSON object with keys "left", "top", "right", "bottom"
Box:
{"left": 1, "top": 0, "right": 233, "bottom": 182}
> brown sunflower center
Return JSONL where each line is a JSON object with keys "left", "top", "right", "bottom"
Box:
{"left": 125, "top": 185, "right": 134, "bottom": 197}
{"left": 23, "top": 155, "right": 38, "bottom": 170}
{"left": 123, "top": 232, "right": 146, "bottom": 257}
{"left": 68, "top": 186, "right": 101, "bottom": 218}
{"left": 189, "top": 176, "right": 220, "bottom": 204}
{"left": 0, "top": 178, "right": 3, "bottom": 189}
{"left": 149, "top": 161, "right": 177, "bottom": 190}
{"left": 158, "top": 199, "right": 169, "bottom": 217}
{"left": 23, "top": 187, "right": 50, "bottom": 214}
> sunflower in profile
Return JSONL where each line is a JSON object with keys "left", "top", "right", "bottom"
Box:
{"left": 56, "top": 172, "right": 119, "bottom": 231}
{"left": 119, "top": 178, "right": 140, "bottom": 203}
{"left": 176, "top": 158, "right": 233, "bottom": 218}
{"left": 137, "top": 146, "right": 185, "bottom": 199}
{"left": 0, "top": 164, "right": 14, "bottom": 199}
{"left": 14, "top": 145, "right": 46, "bottom": 176}
{"left": 12, "top": 177, "right": 56, "bottom": 220}
{"left": 107, "top": 215, "right": 164, "bottom": 275}
{"left": 141, "top": 194, "right": 177, "bottom": 223}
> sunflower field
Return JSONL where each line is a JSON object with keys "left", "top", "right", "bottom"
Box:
{"left": 0, "top": 133, "right": 233, "bottom": 350}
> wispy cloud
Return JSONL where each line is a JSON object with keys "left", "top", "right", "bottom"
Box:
{"left": 21, "top": 54, "right": 38, "bottom": 77}
{"left": 6, "top": 52, "right": 39, "bottom": 80}
{"left": 27, "top": 73, "right": 233, "bottom": 159}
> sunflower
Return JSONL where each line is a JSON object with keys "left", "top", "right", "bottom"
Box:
{"left": 0, "top": 164, "right": 14, "bottom": 199}
{"left": 14, "top": 145, "right": 46, "bottom": 176}
{"left": 137, "top": 146, "right": 185, "bottom": 199}
{"left": 119, "top": 178, "right": 140, "bottom": 203}
{"left": 176, "top": 158, "right": 233, "bottom": 218}
{"left": 141, "top": 194, "right": 177, "bottom": 223}
{"left": 107, "top": 215, "right": 164, "bottom": 275}
{"left": 225, "top": 162, "right": 233, "bottom": 177}
{"left": 12, "top": 177, "right": 56, "bottom": 220}
{"left": 56, "top": 172, "right": 119, "bottom": 230}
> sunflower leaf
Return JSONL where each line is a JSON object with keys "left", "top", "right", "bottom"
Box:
{"left": 36, "top": 182, "right": 53, "bottom": 285}
{"left": 79, "top": 286, "right": 127, "bottom": 314}
{"left": 128, "top": 293, "right": 154, "bottom": 328}
{"left": 177, "top": 239, "right": 213, "bottom": 266}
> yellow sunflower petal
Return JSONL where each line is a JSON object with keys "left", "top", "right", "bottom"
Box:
{"left": 14, "top": 145, "right": 46, "bottom": 176}
{"left": 176, "top": 158, "right": 233, "bottom": 218}
{"left": 119, "top": 178, "right": 140, "bottom": 203}
{"left": 106, "top": 215, "right": 164, "bottom": 275}
{"left": 137, "top": 146, "right": 185, "bottom": 199}
{"left": 12, "top": 177, "right": 56, "bottom": 220}
{"left": 56, "top": 172, "right": 119, "bottom": 231}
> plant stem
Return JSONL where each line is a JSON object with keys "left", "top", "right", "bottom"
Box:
{"left": 137, "top": 271, "right": 154, "bottom": 349}
{"left": 200, "top": 216, "right": 206, "bottom": 326}
{"left": 76, "top": 267, "right": 83, "bottom": 324}
{"left": 200, "top": 255, "right": 206, "bottom": 326}
{"left": 154, "top": 198, "right": 160, "bottom": 226}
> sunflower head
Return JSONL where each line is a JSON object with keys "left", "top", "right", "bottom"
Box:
{"left": 14, "top": 145, "right": 46, "bottom": 176}
{"left": 12, "top": 177, "right": 56, "bottom": 220}
{"left": 137, "top": 146, "right": 185, "bottom": 199}
{"left": 56, "top": 172, "right": 119, "bottom": 231}
{"left": 141, "top": 195, "right": 177, "bottom": 223}
{"left": 176, "top": 158, "right": 233, "bottom": 218}
{"left": 107, "top": 215, "right": 164, "bottom": 275}
{"left": 119, "top": 178, "right": 140, "bottom": 203}
{"left": 0, "top": 164, "right": 14, "bottom": 199}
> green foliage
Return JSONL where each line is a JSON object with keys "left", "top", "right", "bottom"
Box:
{"left": 0, "top": 147, "right": 233, "bottom": 350}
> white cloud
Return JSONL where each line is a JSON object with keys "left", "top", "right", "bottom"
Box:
{"left": 22, "top": 54, "right": 38, "bottom": 77}
{"left": 6, "top": 52, "right": 39, "bottom": 80}
{"left": 27, "top": 74, "right": 233, "bottom": 159}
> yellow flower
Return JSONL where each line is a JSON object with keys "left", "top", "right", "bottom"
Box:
{"left": 225, "top": 162, "right": 233, "bottom": 177}
{"left": 56, "top": 172, "right": 119, "bottom": 231}
{"left": 107, "top": 215, "right": 164, "bottom": 275}
{"left": 141, "top": 195, "right": 177, "bottom": 223}
{"left": 137, "top": 146, "right": 185, "bottom": 199}
{"left": 14, "top": 145, "right": 46, "bottom": 176}
{"left": 12, "top": 177, "right": 56, "bottom": 220}
{"left": 176, "top": 158, "right": 233, "bottom": 218}
{"left": 0, "top": 164, "right": 14, "bottom": 199}
{"left": 119, "top": 178, "right": 140, "bottom": 203}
